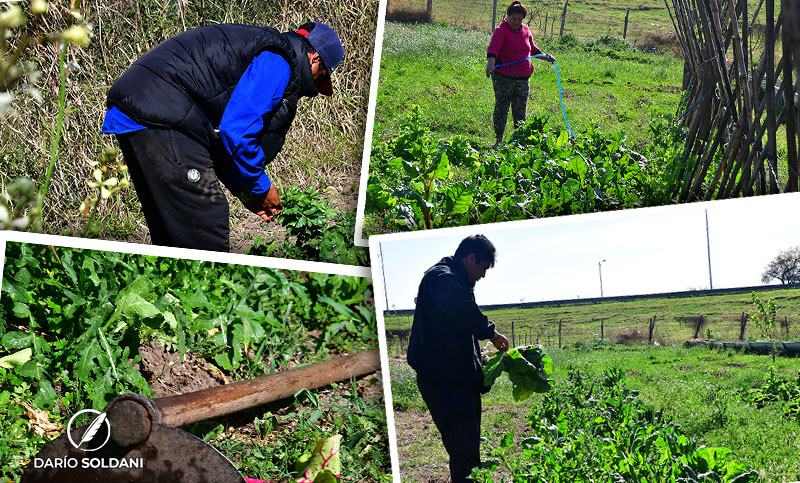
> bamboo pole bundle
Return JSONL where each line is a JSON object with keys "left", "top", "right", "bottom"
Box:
{"left": 665, "top": 0, "right": 799, "bottom": 200}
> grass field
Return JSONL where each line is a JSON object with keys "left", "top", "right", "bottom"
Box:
{"left": 385, "top": 285, "right": 800, "bottom": 347}
{"left": 386, "top": 0, "right": 775, "bottom": 50}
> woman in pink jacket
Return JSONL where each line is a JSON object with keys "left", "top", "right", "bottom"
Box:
{"left": 486, "top": 1, "right": 554, "bottom": 147}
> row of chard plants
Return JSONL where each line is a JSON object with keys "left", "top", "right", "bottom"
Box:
{"left": 473, "top": 366, "right": 760, "bottom": 482}
{"left": 365, "top": 106, "right": 695, "bottom": 233}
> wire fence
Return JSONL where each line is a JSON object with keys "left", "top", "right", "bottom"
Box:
{"left": 385, "top": 313, "right": 795, "bottom": 354}
{"left": 385, "top": 0, "right": 680, "bottom": 48}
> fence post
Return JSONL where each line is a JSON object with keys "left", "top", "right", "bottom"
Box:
{"left": 623, "top": 9, "right": 629, "bottom": 40}
{"left": 601, "top": 319, "right": 604, "bottom": 341}
{"left": 559, "top": 0, "right": 569, "bottom": 37}
{"left": 427, "top": 0, "right": 433, "bottom": 21}
{"left": 739, "top": 312, "right": 748, "bottom": 340}
{"left": 492, "top": 0, "right": 498, "bottom": 31}
{"left": 511, "top": 320, "right": 515, "bottom": 348}
{"left": 648, "top": 315, "right": 656, "bottom": 344}
{"left": 544, "top": 11, "right": 548, "bottom": 37}
{"left": 558, "top": 319, "right": 562, "bottom": 348}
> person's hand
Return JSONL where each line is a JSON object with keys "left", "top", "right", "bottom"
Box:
{"left": 544, "top": 53, "right": 555, "bottom": 63}
{"left": 491, "top": 331, "right": 509, "bottom": 352}
{"left": 241, "top": 184, "right": 282, "bottom": 222}
{"left": 486, "top": 64, "right": 495, "bottom": 77}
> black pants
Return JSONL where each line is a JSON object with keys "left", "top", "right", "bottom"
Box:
{"left": 416, "top": 373, "right": 482, "bottom": 482}
{"left": 116, "top": 129, "right": 231, "bottom": 251}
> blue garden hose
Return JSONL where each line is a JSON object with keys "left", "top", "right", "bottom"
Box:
{"left": 493, "top": 54, "right": 574, "bottom": 138}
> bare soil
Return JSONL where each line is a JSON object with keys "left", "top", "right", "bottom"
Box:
{"left": 136, "top": 340, "right": 229, "bottom": 396}
{"left": 135, "top": 340, "right": 385, "bottom": 463}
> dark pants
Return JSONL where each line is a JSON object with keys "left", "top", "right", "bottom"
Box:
{"left": 116, "top": 129, "right": 231, "bottom": 251}
{"left": 416, "top": 373, "right": 482, "bottom": 482}
{"left": 491, "top": 72, "right": 530, "bottom": 140}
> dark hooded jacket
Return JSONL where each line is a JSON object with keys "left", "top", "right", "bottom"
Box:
{"left": 106, "top": 23, "right": 318, "bottom": 160}
{"left": 407, "top": 256, "right": 497, "bottom": 392}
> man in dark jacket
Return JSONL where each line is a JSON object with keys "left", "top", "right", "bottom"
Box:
{"left": 407, "top": 234, "right": 510, "bottom": 482}
{"left": 101, "top": 22, "right": 343, "bottom": 251}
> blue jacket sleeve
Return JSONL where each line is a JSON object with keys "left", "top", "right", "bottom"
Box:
{"left": 219, "top": 51, "right": 291, "bottom": 194}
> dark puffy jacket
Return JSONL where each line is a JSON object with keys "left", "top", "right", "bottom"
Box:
{"left": 106, "top": 24, "right": 317, "bottom": 152}
{"left": 407, "top": 257, "right": 496, "bottom": 392}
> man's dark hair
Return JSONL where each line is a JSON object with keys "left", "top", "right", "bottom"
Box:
{"left": 296, "top": 22, "right": 324, "bottom": 67}
{"left": 454, "top": 235, "right": 496, "bottom": 267}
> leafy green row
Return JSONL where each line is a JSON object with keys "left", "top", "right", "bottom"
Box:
{"left": 471, "top": 367, "right": 759, "bottom": 482}
{"left": 365, "top": 106, "right": 696, "bottom": 234}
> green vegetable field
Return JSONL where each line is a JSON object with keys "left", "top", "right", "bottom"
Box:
{"left": 362, "top": 21, "right": 791, "bottom": 236}
{"left": 385, "top": 288, "right": 800, "bottom": 482}
{"left": 0, "top": 241, "right": 390, "bottom": 482}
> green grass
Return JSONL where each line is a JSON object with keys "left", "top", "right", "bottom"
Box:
{"left": 390, "top": 345, "right": 800, "bottom": 482}
{"left": 375, "top": 22, "right": 683, "bottom": 151}
{"left": 385, "top": 285, "right": 800, "bottom": 347}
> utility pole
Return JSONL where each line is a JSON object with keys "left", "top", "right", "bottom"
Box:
{"left": 598, "top": 259, "right": 606, "bottom": 297}
{"left": 705, "top": 209, "right": 713, "bottom": 290}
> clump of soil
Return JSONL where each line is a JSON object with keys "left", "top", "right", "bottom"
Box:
{"left": 615, "top": 329, "right": 647, "bottom": 345}
{"left": 136, "top": 340, "right": 228, "bottom": 397}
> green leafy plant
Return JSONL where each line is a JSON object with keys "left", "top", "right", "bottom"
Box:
{"left": 295, "top": 435, "right": 342, "bottom": 483}
{"left": 366, "top": 106, "right": 480, "bottom": 230}
{"left": 247, "top": 185, "right": 368, "bottom": 266}
{"left": 745, "top": 367, "right": 800, "bottom": 421}
{"left": 482, "top": 345, "right": 553, "bottom": 400}
{"left": 471, "top": 367, "right": 759, "bottom": 482}
{"left": 750, "top": 292, "right": 777, "bottom": 361}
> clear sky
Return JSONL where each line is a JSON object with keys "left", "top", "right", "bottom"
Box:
{"left": 370, "top": 193, "right": 800, "bottom": 311}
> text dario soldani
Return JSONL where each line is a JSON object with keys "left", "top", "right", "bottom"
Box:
{"left": 34, "top": 409, "right": 144, "bottom": 470}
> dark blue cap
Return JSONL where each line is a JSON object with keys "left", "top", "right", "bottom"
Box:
{"left": 296, "top": 22, "right": 344, "bottom": 95}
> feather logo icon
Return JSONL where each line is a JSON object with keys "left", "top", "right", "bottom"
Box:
{"left": 67, "top": 409, "right": 111, "bottom": 451}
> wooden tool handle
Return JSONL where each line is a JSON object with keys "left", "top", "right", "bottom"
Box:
{"left": 155, "top": 348, "right": 381, "bottom": 427}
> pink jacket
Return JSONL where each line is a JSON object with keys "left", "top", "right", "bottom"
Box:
{"left": 487, "top": 20, "right": 542, "bottom": 78}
